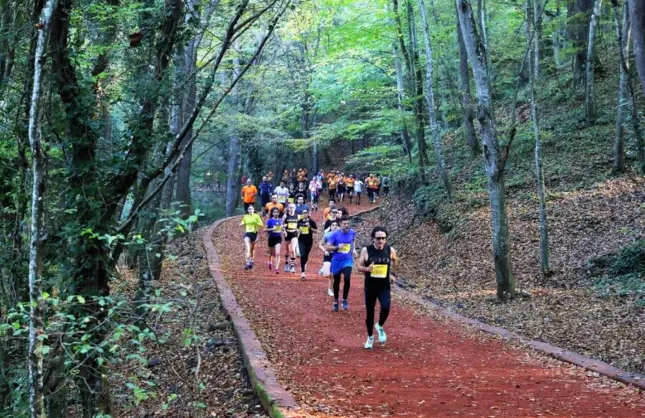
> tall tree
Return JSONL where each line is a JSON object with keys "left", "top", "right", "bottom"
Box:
{"left": 569, "top": 0, "right": 594, "bottom": 89}
{"left": 585, "top": 0, "right": 603, "bottom": 123}
{"left": 455, "top": 2, "right": 479, "bottom": 154}
{"left": 456, "top": 0, "right": 516, "bottom": 299}
{"left": 418, "top": 0, "right": 452, "bottom": 198}
{"left": 629, "top": 0, "right": 645, "bottom": 96}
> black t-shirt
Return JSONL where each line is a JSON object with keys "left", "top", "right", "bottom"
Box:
{"left": 297, "top": 218, "right": 317, "bottom": 241}
{"left": 364, "top": 244, "right": 392, "bottom": 286}
{"left": 324, "top": 218, "right": 339, "bottom": 231}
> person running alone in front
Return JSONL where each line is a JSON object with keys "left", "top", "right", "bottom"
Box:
{"left": 282, "top": 203, "right": 299, "bottom": 273}
{"left": 265, "top": 208, "right": 283, "bottom": 273}
{"left": 326, "top": 217, "right": 357, "bottom": 311}
{"left": 239, "top": 205, "right": 263, "bottom": 270}
{"left": 297, "top": 209, "right": 317, "bottom": 280}
{"left": 319, "top": 219, "right": 339, "bottom": 296}
{"left": 357, "top": 226, "right": 399, "bottom": 349}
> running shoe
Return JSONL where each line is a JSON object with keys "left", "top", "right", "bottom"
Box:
{"left": 301, "top": 272, "right": 306, "bottom": 280}
{"left": 275, "top": 268, "right": 279, "bottom": 274}
{"left": 327, "top": 288, "right": 334, "bottom": 297}
{"left": 375, "top": 323, "right": 387, "bottom": 343}
{"left": 269, "top": 262, "right": 272, "bottom": 271}
{"left": 341, "top": 299, "right": 349, "bottom": 310}
{"left": 284, "top": 264, "right": 289, "bottom": 272}
{"left": 332, "top": 300, "right": 339, "bottom": 312}
{"left": 290, "top": 266, "right": 296, "bottom": 273}
{"left": 318, "top": 268, "right": 323, "bottom": 276}
{"left": 364, "top": 336, "right": 374, "bottom": 349}
{"left": 244, "top": 264, "right": 250, "bottom": 270}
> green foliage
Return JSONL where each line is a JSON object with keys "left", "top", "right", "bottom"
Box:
{"left": 590, "top": 239, "right": 645, "bottom": 300}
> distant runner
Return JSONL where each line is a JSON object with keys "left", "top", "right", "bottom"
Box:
{"left": 241, "top": 179, "right": 258, "bottom": 212}
{"left": 297, "top": 209, "right": 318, "bottom": 280}
{"left": 326, "top": 216, "right": 357, "bottom": 311}
{"left": 239, "top": 205, "right": 263, "bottom": 270}
{"left": 264, "top": 193, "right": 284, "bottom": 218}
{"left": 354, "top": 177, "right": 363, "bottom": 205}
{"left": 357, "top": 226, "right": 398, "bottom": 349}
{"left": 282, "top": 204, "right": 299, "bottom": 273}
{"left": 258, "top": 176, "right": 273, "bottom": 215}
{"left": 265, "top": 208, "right": 283, "bottom": 274}
{"left": 274, "top": 181, "right": 289, "bottom": 205}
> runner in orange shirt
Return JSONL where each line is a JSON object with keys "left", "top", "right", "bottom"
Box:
{"left": 241, "top": 179, "right": 258, "bottom": 212}
{"left": 345, "top": 174, "right": 355, "bottom": 204}
{"left": 366, "top": 174, "right": 379, "bottom": 204}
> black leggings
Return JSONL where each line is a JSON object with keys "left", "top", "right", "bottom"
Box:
{"left": 333, "top": 266, "right": 352, "bottom": 300}
{"left": 298, "top": 238, "right": 313, "bottom": 272}
{"left": 365, "top": 282, "right": 391, "bottom": 336}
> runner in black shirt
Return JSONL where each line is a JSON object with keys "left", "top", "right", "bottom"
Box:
{"left": 296, "top": 210, "right": 318, "bottom": 280}
{"left": 357, "top": 226, "right": 399, "bottom": 349}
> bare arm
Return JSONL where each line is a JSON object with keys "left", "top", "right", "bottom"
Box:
{"left": 356, "top": 247, "right": 372, "bottom": 273}
{"left": 390, "top": 247, "right": 398, "bottom": 282}
{"left": 318, "top": 236, "right": 329, "bottom": 255}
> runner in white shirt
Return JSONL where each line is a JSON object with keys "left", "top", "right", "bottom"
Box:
{"left": 274, "top": 181, "right": 290, "bottom": 205}
{"left": 353, "top": 178, "right": 364, "bottom": 205}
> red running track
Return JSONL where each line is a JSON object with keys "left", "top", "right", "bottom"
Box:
{"left": 211, "top": 202, "right": 645, "bottom": 418}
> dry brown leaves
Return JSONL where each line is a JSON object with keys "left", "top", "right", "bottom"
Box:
{"left": 109, "top": 230, "right": 268, "bottom": 418}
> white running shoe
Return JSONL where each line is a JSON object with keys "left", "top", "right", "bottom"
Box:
{"left": 327, "top": 288, "right": 334, "bottom": 297}
{"left": 364, "top": 336, "right": 374, "bottom": 349}
{"left": 290, "top": 266, "right": 296, "bottom": 273}
{"left": 375, "top": 323, "right": 387, "bottom": 343}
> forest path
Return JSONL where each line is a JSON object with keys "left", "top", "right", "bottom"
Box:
{"left": 209, "top": 202, "right": 645, "bottom": 418}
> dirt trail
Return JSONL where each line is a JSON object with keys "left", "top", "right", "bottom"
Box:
{"left": 211, "top": 202, "right": 645, "bottom": 417}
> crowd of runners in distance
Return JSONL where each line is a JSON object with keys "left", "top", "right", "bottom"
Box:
{"left": 238, "top": 168, "right": 397, "bottom": 349}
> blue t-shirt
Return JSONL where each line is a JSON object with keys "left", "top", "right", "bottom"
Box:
{"left": 266, "top": 218, "right": 283, "bottom": 237}
{"left": 328, "top": 229, "right": 356, "bottom": 261}
{"left": 295, "top": 204, "right": 310, "bottom": 216}
{"left": 259, "top": 182, "right": 273, "bottom": 195}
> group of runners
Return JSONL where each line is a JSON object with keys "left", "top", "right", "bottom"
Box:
{"left": 238, "top": 176, "right": 399, "bottom": 350}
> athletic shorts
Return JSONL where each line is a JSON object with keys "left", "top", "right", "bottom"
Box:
{"left": 244, "top": 232, "right": 258, "bottom": 242}
{"left": 331, "top": 257, "right": 353, "bottom": 274}
{"left": 285, "top": 231, "right": 298, "bottom": 241}
{"left": 323, "top": 253, "right": 332, "bottom": 263}
{"left": 337, "top": 185, "right": 346, "bottom": 193}
{"left": 268, "top": 235, "right": 282, "bottom": 248}
{"left": 347, "top": 187, "right": 354, "bottom": 194}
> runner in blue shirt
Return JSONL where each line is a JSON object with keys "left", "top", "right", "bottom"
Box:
{"left": 326, "top": 216, "right": 358, "bottom": 311}
{"left": 265, "top": 208, "right": 283, "bottom": 274}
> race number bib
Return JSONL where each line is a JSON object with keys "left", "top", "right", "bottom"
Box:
{"left": 371, "top": 264, "right": 388, "bottom": 279}
{"left": 287, "top": 222, "right": 297, "bottom": 230}
{"left": 245, "top": 225, "right": 256, "bottom": 233}
{"left": 299, "top": 226, "right": 309, "bottom": 234}
{"left": 273, "top": 225, "right": 282, "bottom": 232}
{"left": 338, "top": 243, "right": 351, "bottom": 254}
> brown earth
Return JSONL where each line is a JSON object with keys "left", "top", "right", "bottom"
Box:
{"left": 211, "top": 201, "right": 645, "bottom": 417}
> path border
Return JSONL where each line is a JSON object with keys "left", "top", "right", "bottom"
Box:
{"left": 204, "top": 218, "right": 302, "bottom": 418}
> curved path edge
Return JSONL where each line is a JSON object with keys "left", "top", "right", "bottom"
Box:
{"left": 204, "top": 217, "right": 302, "bottom": 418}
{"left": 397, "top": 285, "right": 645, "bottom": 390}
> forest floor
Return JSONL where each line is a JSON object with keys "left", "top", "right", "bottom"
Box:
{"left": 210, "top": 201, "right": 645, "bottom": 417}
{"left": 366, "top": 175, "right": 645, "bottom": 375}
{"left": 109, "top": 231, "right": 268, "bottom": 417}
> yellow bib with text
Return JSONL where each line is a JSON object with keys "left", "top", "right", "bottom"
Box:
{"left": 371, "top": 264, "right": 388, "bottom": 279}
{"left": 299, "top": 226, "right": 309, "bottom": 234}
{"left": 287, "top": 222, "right": 297, "bottom": 230}
{"left": 338, "top": 243, "right": 351, "bottom": 254}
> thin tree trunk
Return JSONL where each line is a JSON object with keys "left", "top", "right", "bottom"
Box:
{"left": 418, "top": 0, "right": 452, "bottom": 198}
{"left": 225, "top": 52, "right": 242, "bottom": 216}
{"left": 456, "top": 4, "right": 478, "bottom": 154}
{"left": 629, "top": 0, "right": 645, "bottom": 96}
{"left": 27, "top": 1, "right": 57, "bottom": 417}
{"left": 585, "top": 0, "right": 603, "bottom": 123}
{"left": 456, "top": 0, "right": 516, "bottom": 300}
{"left": 477, "top": 0, "right": 489, "bottom": 52}
{"left": 614, "top": 2, "right": 630, "bottom": 172}
{"left": 534, "top": 0, "right": 542, "bottom": 77}
{"left": 570, "top": 0, "right": 594, "bottom": 90}
{"left": 528, "top": 0, "right": 550, "bottom": 274}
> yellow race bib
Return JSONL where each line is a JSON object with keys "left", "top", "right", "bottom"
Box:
{"left": 273, "top": 225, "right": 282, "bottom": 232}
{"left": 287, "top": 222, "right": 297, "bottom": 230}
{"left": 299, "top": 226, "right": 309, "bottom": 234}
{"left": 245, "top": 225, "right": 256, "bottom": 233}
{"left": 338, "top": 243, "right": 351, "bottom": 254}
{"left": 371, "top": 264, "right": 388, "bottom": 279}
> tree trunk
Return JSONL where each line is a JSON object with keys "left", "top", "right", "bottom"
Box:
{"left": 389, "top": 3, "right": 413, "bottom": 162}
{"left": 456, "top": 0, "right": 516, "bottom": 299}
{"left": 477, "top": 0, "right": 489, "bottom": 52}
{"left": 27, "top": 1, "right": 57, "bottom": 417}
{"left": 418, "top": 0, "right": 452, "bottom": 198}
{"left": 623, "top": 0, "right": 645, "bottom": 173}
{"left": 225, "top": 51, "right": 242, "bottom": 216}
{"left": 393, "top": 0, "right": 427, "bottom": 179}
{"left": 585, "top": 0, "right": 603, "bottom": 123}
{"left": 527, "top": 0, "right": 550, "bottom": 274}
{"left": 614, "top": 2, "right": 630, "bottom": 172}
{"left": 629, "top": 0, "right": 645, "bottom": 96}
{"left": 533, "top": 0, "right": 542, "bottom": 77}
{"left": 175, "top": 32, "right": 198, "bottom": 218}
{"left": 455, "top": 4, "right": 479, "bottom": 154}
{"left": 569, "top": 0, "right": 594, "bottom": 90}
